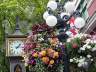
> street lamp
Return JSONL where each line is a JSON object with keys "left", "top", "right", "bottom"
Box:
{"left": 43, "top": 0, "right": 85, "bottom": 72}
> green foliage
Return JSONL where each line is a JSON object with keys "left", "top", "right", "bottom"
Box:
{"left": 0, "top": 0, "right": 48, "bottom": 71}
{"left": 0, "top": 0, "right": 48, "bottom": 32}
{"left": 0, "top": 49, "right": 9, "bottom": 72}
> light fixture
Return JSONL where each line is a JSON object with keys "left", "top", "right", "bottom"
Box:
{"left": 60, "top": 12, "right": 70, "bottom": 19}
{"left": 43, "top": 11, "right": 50, "bottom": 20}
{"left": 64, "top": 1, "right": 75, "bottom": 13}
{"left": 43, "top": 0, "right": 85, "bottom": 28}
{"left": 74, "top": 17, "right": 85, "bottom": 28}
{"left": 46, "top": 15, "right": 57, "bottom": 27}
{"left": 43, "top": 0, "right": 85, "bottom": 72}
{"left": 47, "top": 1, "right": 57, "bottom": 11}
{"left": 60, "top": 12, "right": 70, "bottom": 21}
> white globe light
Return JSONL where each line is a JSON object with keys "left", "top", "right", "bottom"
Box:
{"left": 46, "top": 15, "right": 57, "bottom": 27}
{"left": 47, "top": 1, "right": 57, "bottom": 11}
{"left": 74, "top": 17, "right": 85, "bottom": 28}
{"left": 60, "top": 12, "right": 70, "bottom": 19}
{"left": 43, "top": 11, "right": 49, "bottom": 20}
{"left": 64, "top": 1, "right": 75, "bottom": 13}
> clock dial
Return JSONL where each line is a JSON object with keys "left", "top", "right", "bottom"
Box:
{"left": 6, "top": 38, "right": 26, "bottom": 57}
{"left": 10, "top": 40, "right": 24, "bottom": 56}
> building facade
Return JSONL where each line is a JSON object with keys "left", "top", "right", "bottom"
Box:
{"left": 86, "top": 0, "right": 96, "bottom": 35}
{"left": 78, "top": 0, "right": 96, "bottom": 35}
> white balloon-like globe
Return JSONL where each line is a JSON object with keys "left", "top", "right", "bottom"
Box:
{"left": 64, "top": 1, "right": 75, "bottom": 13}
{"left": 46, "top": 15, "right": 57, "bottom": 27}
{"left": 43, "top": 11, "right": 49, "bottom": 20}
{"left": 47, "top": 1, "right": 57, "bottom": 11}
{"left": 74, "top": 17, "right": 85, "bottom": 28}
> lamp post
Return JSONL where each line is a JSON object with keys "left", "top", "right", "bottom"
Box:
{"left": 43, "top": 0, "right": 85, "bottom": 72}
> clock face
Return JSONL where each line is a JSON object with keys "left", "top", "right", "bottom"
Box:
{"left": 6, "top": 38, "right": 26, "bottom": 56}
{"left": 10, "top": 40, "right": 24, "bottom": 56}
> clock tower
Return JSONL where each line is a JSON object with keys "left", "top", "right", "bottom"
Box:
{"left": 6, "top": 16, "right": 26, "bottom": 72}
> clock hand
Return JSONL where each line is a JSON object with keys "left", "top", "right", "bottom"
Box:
{"left": 16, "top": 44, "right": 21, "bottom": 49}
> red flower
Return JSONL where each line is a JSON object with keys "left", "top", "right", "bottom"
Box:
{"left": 72, "top": 43, "right": 78, "bottom": 49}
{"left": 32, "top": 24, "right": 39, "bottom": 32}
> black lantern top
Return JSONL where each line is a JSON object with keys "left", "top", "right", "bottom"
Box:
{"left": 8, "top": 16, "right": 26, "bottom": 38}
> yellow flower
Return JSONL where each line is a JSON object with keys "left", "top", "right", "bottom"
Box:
{"left": 42, "top": 57, "right": 49, "bottom": 64}
{"left": 33, "top": 53, "right": 38, "bottom": 58}
{"left": 49, "top": 60, "right": 54, "bottom": 65}
{"left": 40, "top": 50, "right": 46, "bottom": 57}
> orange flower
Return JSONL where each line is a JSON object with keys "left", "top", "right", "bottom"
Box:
{"left": 53, "top": 52, "right": 59, "bottom": 59}
{"left": 50, "top": 38, "right": 59, "bottom": 46}
{"left": 49, "top": 60, "right": 54, "bottom": 65}
{"left": 47, "top": 48, "right": 55, "bottom": 57}
{"left": 42, "top": 57, "right": 49, "bottom": 64}
{"left": 47, "top": 48, "right": 55, "bottom": 53}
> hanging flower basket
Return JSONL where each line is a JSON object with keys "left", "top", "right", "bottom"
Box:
{"left": 23, "top": 23, "right": 96, "bottom": 72}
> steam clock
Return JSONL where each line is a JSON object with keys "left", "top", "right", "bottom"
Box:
{"left": 6, "top": 17, "right": 26, "bottom": 72}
